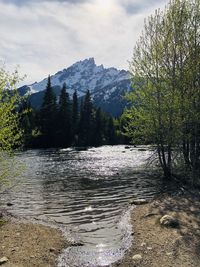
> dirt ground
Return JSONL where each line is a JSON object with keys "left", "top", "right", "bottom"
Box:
{"left": 113, "top": 191, "right": 200, "bottom": 267}
{"left": 1, "top": 191, "right": 200, "bottom": 267}
{"left": 0, "top": 219, "right": 69, "bottom": 267}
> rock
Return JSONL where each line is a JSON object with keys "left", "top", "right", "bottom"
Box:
{"left": 166, "top": 252, "right": 173, "bottom": 256}
{"left": 129, "top": 199, "right": 148, "bottom": 205}
{"left": 6, "top": 203, "right": 13, "bottom": 207}
{"left": 141, "top": 242, "right": 146, "bottom": 247}
{"left": 147, "top": 247, "right": 153, "bottom": 250}
{"left": 0, "top": 257, "right": 8, "bottom": 264}
{"left": 160, "top": 215, "right": 179, "bottom": 228}
{"left": 71, "top": 242, "right": 84, "bottom": 247}
{"left": 132, "top": 254, "right": 142, "bottom": 261}
{"left": 125, "top": 146, "right": 131, "bottom": 149}
{"left": 49, "top": 247, "right": 56, "bottom": 252}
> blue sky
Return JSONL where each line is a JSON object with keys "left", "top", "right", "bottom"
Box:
{"left": 0, "top": 0, "right": 167, "bottom": 84}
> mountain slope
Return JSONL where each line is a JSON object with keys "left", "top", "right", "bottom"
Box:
{"left": 18, "top": 58, "right": 132, "bottom": 116}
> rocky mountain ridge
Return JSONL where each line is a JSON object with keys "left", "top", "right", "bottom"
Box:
{"left": 19, "top": 58, "right": 132, "bottom": 116}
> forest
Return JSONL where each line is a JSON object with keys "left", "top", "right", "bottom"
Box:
{"left": 19, "top": 76, "right": 127, "bottom": 148}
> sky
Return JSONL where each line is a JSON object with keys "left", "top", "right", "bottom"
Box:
{"left": 0, "top": 0, "right": 168, "bottom": 85}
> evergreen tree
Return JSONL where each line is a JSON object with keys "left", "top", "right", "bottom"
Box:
{"left": 40, "top": 76, "right": 57, "bottom": 147}
{"left": 57, "top": 82, "right": 71, "bottom": 147}
{"left": 72, "top": 90, "right": 79, "bottom": 143}
{"left": 106, "top": 117, "right": 116, "bottom": 145}
{"left": 78, "top": 90, "right": 94, "bottom": 146}
{"left": 93, "top": 107, "right": 103, "bottom": 146}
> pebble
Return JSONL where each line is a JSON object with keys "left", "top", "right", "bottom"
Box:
{"left": 0, "top": 257, "right": 8, "bottom": 264}
{"left": 132, "top": 254, "right": 142, "bottom": 261}
{"left": 129, "top": 199, "right": 148, "bottom": 205}
{"left": 160, "top": 215, "right": 179, "bottom": 228}
{"left": 166, "top": 252, "right": 173, "bottom": 256}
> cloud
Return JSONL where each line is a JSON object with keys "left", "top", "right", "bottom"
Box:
{"left": 0, "top": 0, "right": 168, "bottom": 85}
{"left": 117, "top": 0, "right": 167, "bottom": 15}
{"left": 1, "top": 0, "right": 91, "bottom": 5}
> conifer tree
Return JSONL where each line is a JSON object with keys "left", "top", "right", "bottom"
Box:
{"left": 93, "top": 107, "right": 103, "bottom": 146}
{"left": 78, "top": 90, "right": 93, "bottom": 146}
{"left": 57, "top": 82, "right": 71, "bottom": 147}
{"left": 72, "top": 90, "right": 79, "bottom": 142}
{"left": 106, "top": 117, "right": 116, "bottom": 145}
{"left": 40, "top": 76, "right": 57, "bottom": 147}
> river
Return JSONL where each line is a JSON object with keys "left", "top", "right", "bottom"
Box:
{"left": 1, "top": 145, "right": 163, "bottom": 267}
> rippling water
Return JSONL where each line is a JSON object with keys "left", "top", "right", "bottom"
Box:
{"left": 0, "top": 145, "right": 163, "bottom": 266}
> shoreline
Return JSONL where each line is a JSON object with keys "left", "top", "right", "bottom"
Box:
{"left": 113, "top": 190, "right": 200, "bottom": 267}
{"left": 0, "top": 212, "right": 71, "bottom": 267}
{"left": 1, "top": 190, "right": 200, "bottom": 267}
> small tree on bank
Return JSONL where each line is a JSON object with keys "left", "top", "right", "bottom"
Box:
{"left": 0, "top": 67, "right": 24, "bottom": 188}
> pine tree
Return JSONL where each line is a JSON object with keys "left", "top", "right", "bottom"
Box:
{"left": 93, "top": 107, "right": 103, "bottom": 146}
{"left": 78, "top": 90, "right": 94, "bottom": 146}
{"left": 57, "top": 82, "right": 71, "bottom": 147}
{"left": 40, "top": 76, "right": 57, "bottom": 147}
{"left": 106, "top": 117, "right": 116, "bottom": 145}
{"left": 72, "top": 90, "right": 79, "bottom": 143}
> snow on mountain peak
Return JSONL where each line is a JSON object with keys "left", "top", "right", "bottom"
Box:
{"left": 26, "top": 58, "right": 129, "bottom": 97}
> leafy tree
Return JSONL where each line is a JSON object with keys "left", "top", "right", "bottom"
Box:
{"left": 0, "top": 68, "right": 23, "bottom": 151}
{"left": 126, "top": 0, "right": 200, "bottom": 180}
{"left": 19, "top": 100, "right": 33, "bottom": 147}
{"left": 0, "top": 67, "right": 24, "bottom": 187}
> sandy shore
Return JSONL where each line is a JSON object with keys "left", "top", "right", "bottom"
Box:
{"left": 0, "top": 216, "right": 70, "bottom": 267}
{"left": 1, "top": 190, "right": 200, "bottom": 267}
{"left": 113, "top": 191, "right": 200, "bottom": 267}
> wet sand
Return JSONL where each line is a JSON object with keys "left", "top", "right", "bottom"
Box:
{"left": 113, "top": 191, "right": 200, "bottom": 267}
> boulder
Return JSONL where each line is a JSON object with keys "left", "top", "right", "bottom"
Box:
{"left": 160, "top": 215, "right": 179, "bottom": 228}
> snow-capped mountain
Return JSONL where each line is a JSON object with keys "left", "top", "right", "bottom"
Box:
{"left": 19, "top": 58, "right": 132, "bottom": 116}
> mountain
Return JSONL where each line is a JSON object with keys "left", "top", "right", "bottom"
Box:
{"left": 18, "top": 58, "right": 132, "bottom": 117}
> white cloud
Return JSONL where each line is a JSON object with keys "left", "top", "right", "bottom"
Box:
{"left": 0, "top": 0, "right": 168, "bottom": 85}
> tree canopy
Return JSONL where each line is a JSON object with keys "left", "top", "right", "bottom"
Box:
{"left": 124, "top": 0, "right": 200, "bottom": 181}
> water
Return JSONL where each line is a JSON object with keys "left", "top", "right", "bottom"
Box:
{"left": 0, "top": 145, "right": 163, "bottom": 266}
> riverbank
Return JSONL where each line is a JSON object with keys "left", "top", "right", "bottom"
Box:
{"left": 113, "top": 190, "right": 200, "bottom": 267}
{"left": 0, "top": 213, "right": 70, "bottom": 267}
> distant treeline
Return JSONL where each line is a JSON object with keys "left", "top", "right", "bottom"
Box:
{"left": 20, "top": 76, "right": 129, "bottom": 148}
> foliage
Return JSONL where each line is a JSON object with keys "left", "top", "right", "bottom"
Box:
{"left": 24, "top": 77, "right": 118, "bottom": 148}
{"left": 0, "top": 67, "right": 24, "bottom": 189}
{"left": 125, "top": 0, "right": 200, "bottom": 179}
